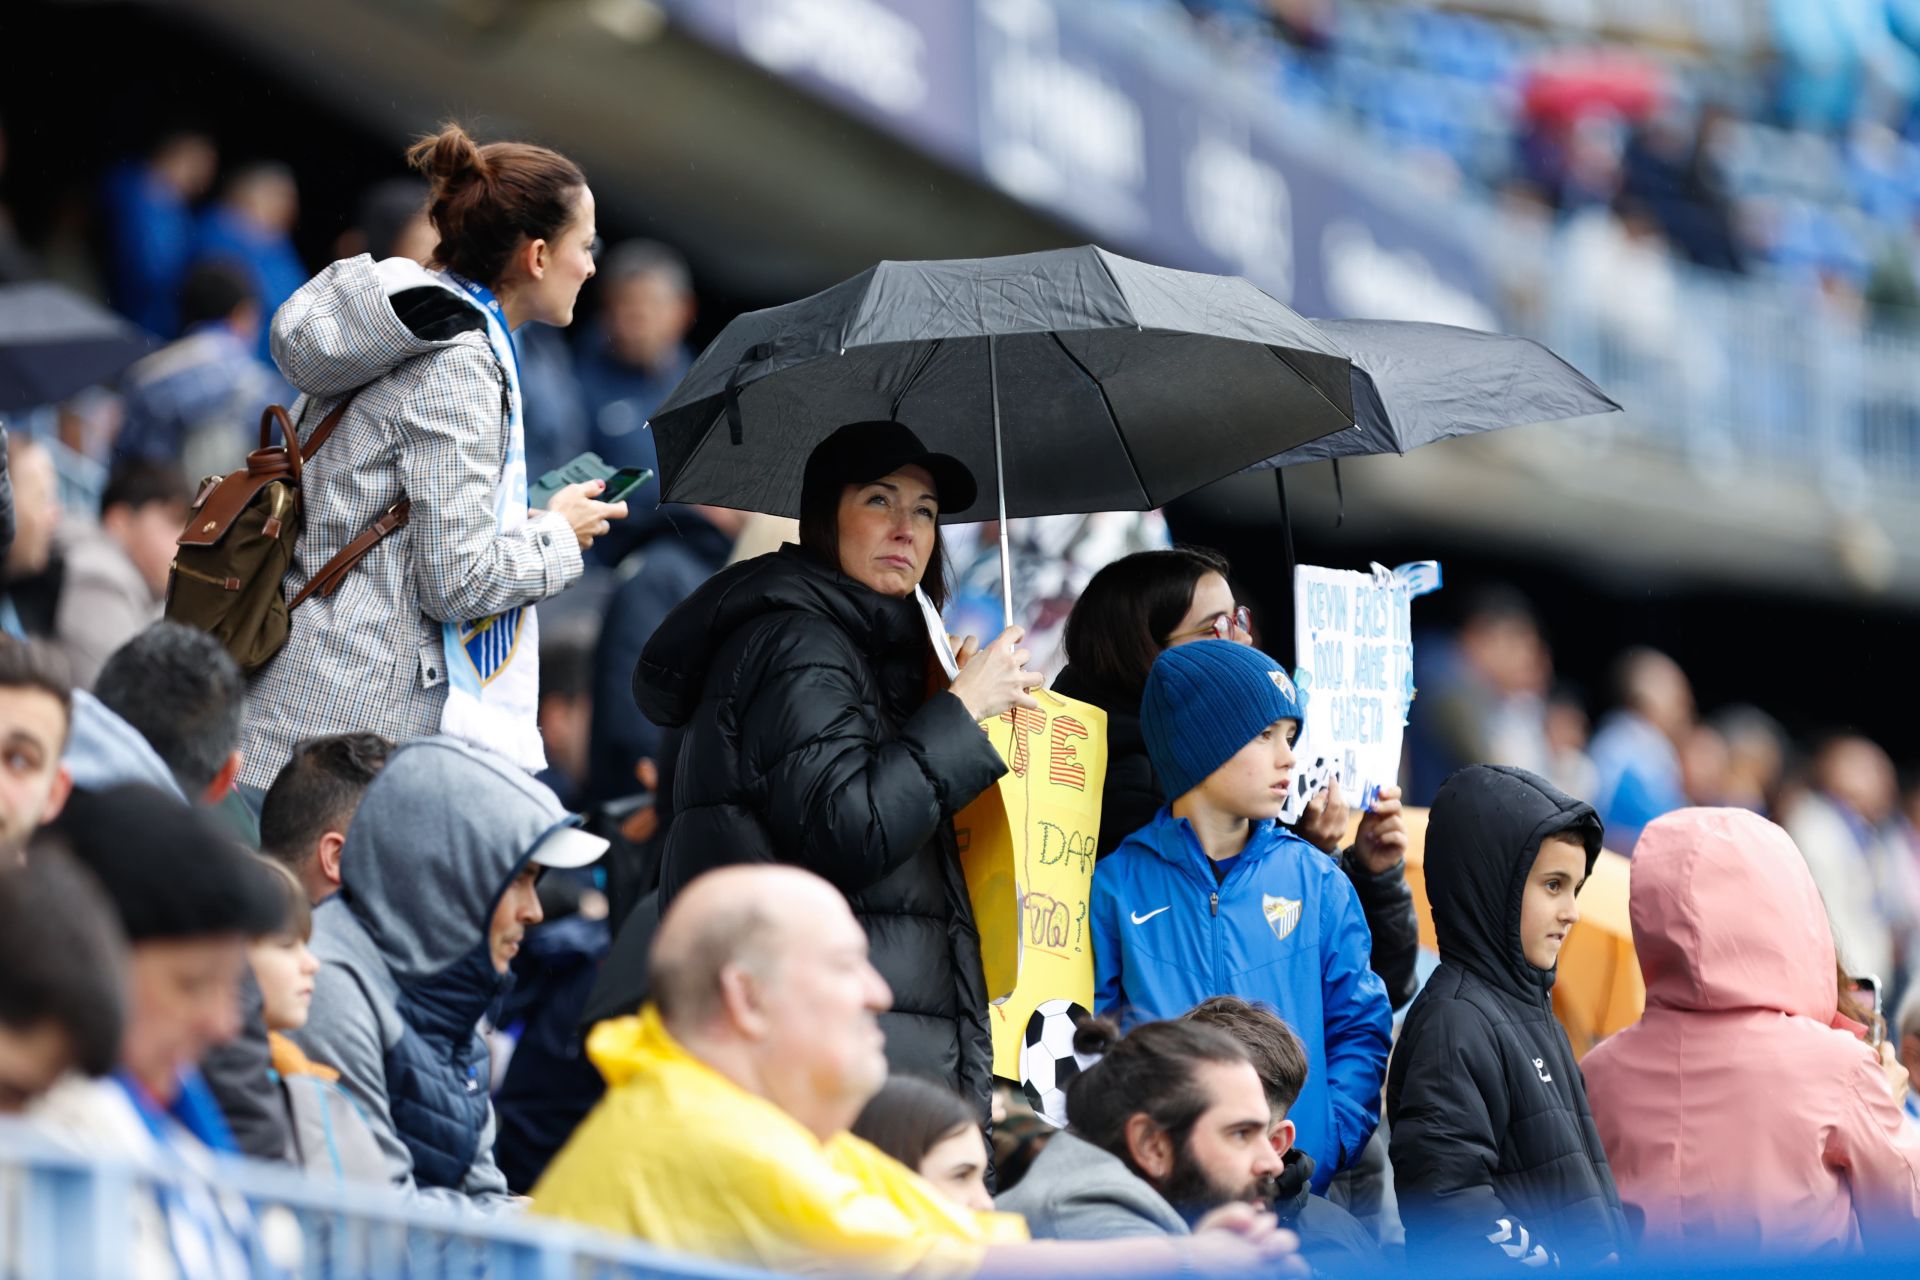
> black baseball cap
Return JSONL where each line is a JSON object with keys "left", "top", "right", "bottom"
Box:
{"left": 801, "top": 421, "right": 978, "bottom": 518}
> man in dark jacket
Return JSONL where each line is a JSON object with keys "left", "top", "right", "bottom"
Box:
{"left": 1386, "top": 765, "right": 1628, "bottom": 1269}
{"left": 630, "top": 533, "right": 1006, "bottom": 1119}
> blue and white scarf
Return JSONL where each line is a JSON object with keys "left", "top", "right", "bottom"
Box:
{"left": 438, "top": 271, "right": 545, "bottom": 770}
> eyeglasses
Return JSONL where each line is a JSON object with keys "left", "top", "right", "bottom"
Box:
{"left": 1178, "top": 605, "right": 1252, "bottom": 642}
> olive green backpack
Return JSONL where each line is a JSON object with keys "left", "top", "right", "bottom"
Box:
{"left": 165, "top": 397, "right": 410, "bottom": 675}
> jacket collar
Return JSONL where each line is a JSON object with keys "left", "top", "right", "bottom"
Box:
{"left": 267, "top": 1032, "right": 337, "bottom": 1082}
{"left": 636, "top": 544, "right": 928, "bottom": 730}
{"left": 394, "top": 942, "right": 512, "bottom": 1052}
{"left": 1130, "top": 806, "right": 1285, "bottom": 888}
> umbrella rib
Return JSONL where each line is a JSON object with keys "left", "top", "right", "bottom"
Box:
{"left": 890, "top": 338, "right": 943, "bottom": 421}
{"left": 1266, "top": 344, "right": 1354, "bottom": 424}
{"left": 1046, "top": 331, "right": 1151, "bottom": 510}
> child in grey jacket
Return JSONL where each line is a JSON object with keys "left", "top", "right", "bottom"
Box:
{"left": 250, "top": 857, "right": 385, "bottom": 1186}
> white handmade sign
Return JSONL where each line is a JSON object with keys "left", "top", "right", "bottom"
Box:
{"left": 1279, "top": 561, "right": 1441, "bottom": 823}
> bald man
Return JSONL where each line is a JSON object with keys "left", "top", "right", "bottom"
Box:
{"left": 533, "top": 866, "right": 1299, "bottom": 1276}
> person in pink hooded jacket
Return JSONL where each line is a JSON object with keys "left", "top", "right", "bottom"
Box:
{"left": 1583, "top": 807, "right": 1920, "bottom": 1254}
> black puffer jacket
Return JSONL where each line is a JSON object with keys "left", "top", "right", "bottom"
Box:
{"left": 633, "top": 545, "right": 1007, "bottom": 1114}
{"left": 1387, "top": 765, "right": 1627, "bottom": 1269}
{"left": 1051, "top": 662, "right": 1420, "bottom": 1008}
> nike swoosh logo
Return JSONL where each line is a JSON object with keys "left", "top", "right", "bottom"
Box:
{"left": 1130, "top": 906, "right": 1172, "bottom": 925}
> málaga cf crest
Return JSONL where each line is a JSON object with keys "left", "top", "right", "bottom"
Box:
{"left": 460, "top": 606, "right": 526, "bottom": 687}
{"left": 1262, "top": 893, "right": 1303, "bottom": 942}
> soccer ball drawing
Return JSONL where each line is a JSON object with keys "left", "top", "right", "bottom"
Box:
{"left": 1018, "top": 998, "right": 1099, "bottom": 1127}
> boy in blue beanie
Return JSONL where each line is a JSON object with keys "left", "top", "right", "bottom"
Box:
{"left": 1089, "top": 640, "right": 1393, "bottom": 1194}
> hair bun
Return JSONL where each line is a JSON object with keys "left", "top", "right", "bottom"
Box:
{"left": 406, "top": 122, "right": 489, "bottom": 190}
{"left": 1071, "top": 1013, "right": 1120, "bottom": 1058}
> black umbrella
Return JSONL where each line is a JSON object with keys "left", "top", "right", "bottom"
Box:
{"left": 0, "top": 283, "right": 157, "bottom": 411}
{"left": 649, "top": 245, "right": 1356, "bottom": 622}
{"left": 1249, "top": 318, "right": 1618, "bottom": 471}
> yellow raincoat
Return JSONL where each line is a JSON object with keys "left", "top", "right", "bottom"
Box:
{"left": 532, "top": 1006, "right": 1028, "bottom": 1275}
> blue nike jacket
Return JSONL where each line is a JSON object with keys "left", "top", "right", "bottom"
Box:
{"left": 1090, "top": 808, "right": 1393, "bottom": 1192}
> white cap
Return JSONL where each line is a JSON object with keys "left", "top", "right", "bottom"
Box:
{"left": 528, "top": 822, "right": 610, "bottom": 870}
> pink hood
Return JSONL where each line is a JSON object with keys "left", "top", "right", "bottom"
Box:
{"left": 1630, "top": 807, "right": 1837, "bottom": 1023}
{"left": 1584, "top": 807, "right": 1920, "bottom": 1254}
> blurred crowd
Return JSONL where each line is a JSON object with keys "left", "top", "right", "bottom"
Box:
{"left": 5, "top": 118, "right": 1917, "bottom": 1019}
{"left": 1166, "top": 0, "right": 1920, "bottom": 331}
{"left": 1408, "top": 584, "right": 1920, "bottom": 1011}
{"left": 0, "top": 104, "right": 1914, "bottom": 1280}
{"left": 33, "top": 127, "right": 700, "bottom": 485}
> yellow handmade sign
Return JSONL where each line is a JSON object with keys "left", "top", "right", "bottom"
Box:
{"left": 955, "top": 690, "right": 1109, "bottom": 1081}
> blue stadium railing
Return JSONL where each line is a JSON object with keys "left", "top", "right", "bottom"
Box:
{"left": 5, "top": 1115, "right": 1920, "bottom": 1278}
{"left": 0, "top": 1118, "right": 768, "bottom": 1280}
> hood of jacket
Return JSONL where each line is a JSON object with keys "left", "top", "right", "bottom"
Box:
{"left": 62, "top": 689, "right": 186, "bottom": 800}
{"left": 1630, "top": 807, "right": 1837, "bottom": 1022}
{"left": 585, "top": 1008, "right": 665, "bottom": 1092}
{"left": 268, "top": 1031, "right": 339, "bottom": 1083}
{"left": 1425, "top": 764, "right": 1603, "bottom": 1005}
{"left": 341, "top": 736, "right": 575, "bottom": 991}
{"left": 633, "top": 543, "right": 928, "bottom": 729}
{"left": 269, "top": 254, "right": 484, "bottom": 397}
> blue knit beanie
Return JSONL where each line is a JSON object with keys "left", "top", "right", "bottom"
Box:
{"left": 1140, "top": 640, "right": 1305, "bottom": 800}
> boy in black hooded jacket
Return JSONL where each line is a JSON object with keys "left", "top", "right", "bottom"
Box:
{"left": 1387, "top": 765, "right": 1627, "bottom": 1269}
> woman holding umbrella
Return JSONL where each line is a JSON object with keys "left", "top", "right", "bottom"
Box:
{"left": 632, "top": 420, "right": 1040, "bottom": 1118}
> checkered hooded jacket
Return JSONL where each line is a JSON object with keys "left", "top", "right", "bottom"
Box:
{"left": 238, "top": 256, "right": 583, "bottom": 788}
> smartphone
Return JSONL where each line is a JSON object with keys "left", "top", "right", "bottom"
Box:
{"left": 529, "top": 451, "right": 653, "bottom": 509}
{"left": 1851, "top": 975, "right": 1884, "bottom": 1045}
{"left": 598, "top": 467, "right": 653, "bottom": 505}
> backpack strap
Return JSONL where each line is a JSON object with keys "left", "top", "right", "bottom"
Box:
{"left": 298, "top": 394, "right": 357, "bottom": 461}
{"left": 289, "top": 498, "right": 412, "bottom": 609}
{"left": 283, "top": 390, "right": 399, "bottom": 610}
{"left": 257, "top": 394, "right": 355, "bottom": 484}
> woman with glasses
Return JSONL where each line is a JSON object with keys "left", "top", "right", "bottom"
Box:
{"left": 239, "top": 122, "right": 628, "bottom": 797}
{"left": 1055, "top": 547, "right": 1420, "bottom": 1008}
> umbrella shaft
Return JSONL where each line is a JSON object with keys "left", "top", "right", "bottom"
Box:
{"left": 990, "top": 334, "right": 1013, "bottom": 631}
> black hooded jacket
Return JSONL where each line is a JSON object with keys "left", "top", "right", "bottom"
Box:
{"left": 1051, "top": 662, "right": 1421, "bottom": 1009}
{"left": 1386, "top": 765, "right": 1627, "bottom": 1269}
{"left": 632, "top": 545, "right": 1007, "bottom": 1114}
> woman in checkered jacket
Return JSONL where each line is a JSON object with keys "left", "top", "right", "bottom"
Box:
{"left": 239, "top": 123, "right": 627, "bottom": 790}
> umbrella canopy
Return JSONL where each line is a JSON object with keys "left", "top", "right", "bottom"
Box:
{"left": 648, "top": 245, "right": 1356, "bottom": 522}
{"left": 0, "top": 283, "right": 157, "bottom": 411}
{"left": 1250, "top": 319, "right": 1619, "bottom": 471}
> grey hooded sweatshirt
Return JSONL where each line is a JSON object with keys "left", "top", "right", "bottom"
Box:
{"left": 238, "top": 254, "right": 583, "bottom": 789}
{"left": 292, "top": 735, "right": 578, "bottom": 1211}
